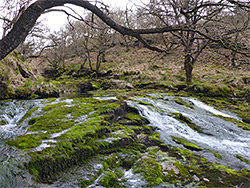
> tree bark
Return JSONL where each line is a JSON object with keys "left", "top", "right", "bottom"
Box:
{"left": 184, "top": 54, "right": 194, "bottom": 85}
{"left": 0, "top": 0, "right": 183, "bottom": 61}
{"left": 0, "top": 0, "right": 64, "bottom": 60}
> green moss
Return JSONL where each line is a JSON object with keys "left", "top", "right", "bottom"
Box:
{"left": 171, "top": 113, "right": 206, "bottom": 134}
{"left": 80, "top": 180, "right": 92, "bottom": 188}
{"left": 210, "top": 150, "right": 222, "bottom": 159}
{"left": 6, "top": 133, "right": 49, "bottom": 150}
{"left": 16, "top": 68, "right": 21, "bottom": 75}
{"left": 126, "top": 112, "right": 142, "bottom": 121}
{"left": 18, "top": 106, "right": 39, "bottom": 125}
{"left": 0, "top": 119, "right": 7, "bottom": 125}
{"left": 22, "top": 98, "right": 149, "bottom": 182}
{"left": 196, "top": 97, "right": 250, "bottom": 130}
{"left": 190, "top": 82, "right": 233, "bottom": 97}
{"left": 236, "top": 155, "right": 249, "bottom": 164}
{"left": 172, "top": 136, "right": 202, "bottom": 151}
{"left": 99, "top": 171, "right": 118, "bottom": 187}
{"left": 15, "top": 86, "right": 31, "bottom": 98}
{"left": 174, "top": 97, "right": 193, "bottom": 109}
{"left": 149, "top": 132, "right": 163, "bottom": 143}
{"left": 28, "top": 117, "right": 75, "bottom": 132}
{"left": 133, "top": 156, "right": 163, "bottom": 186}
{"left": 242, "top": 116, "right": 250, "bottom": 124}
{"left": 146, "top": 146, "right": 159, "bottom": 157}
{"left": 91, "top": 81, "right": 102, "bottom": 89}
{"left": 217, "top": 115, "right": 250, "bottom": 131}
{"left": 42, "top": 102, "right": 68, "bottom": 112}
{"left": 211, "top": 164, "right": 238, "bottom": 175}
{"left": 118, "top": 149, "right": 141, "bottom": 169}
{"left": 56, "top": 123, "right": 108, "bottom": 140}
{"left": 43, "top": 98, "right": 57, "bottom": 103}
{"left": 163, "top": 160, "right": 192, "bottom": 184}
{"left": 30, "top": 94, "right": 39, "bottom": 99}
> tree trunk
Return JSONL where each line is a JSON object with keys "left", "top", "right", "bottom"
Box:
{"left": 0, "top": 0, "right": 181, "bottom": 61}
{"left": 184, "top": 54, "right": 193, "bottom": 85}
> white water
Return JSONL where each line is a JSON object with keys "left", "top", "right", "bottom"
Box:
{"left": 188, "top": 98, "right": 238, "bottom": 119}
{"left": 127, "top": 94, "right": 250, "bottom": 170}
{"left": 0, "top": 100, "right": 39, "bottom": 141}
{"left": 0, "top": 95, "right": 249, "bottom": 188}
{"left": 0, "top": 95, "right": 249, "bottom": 187}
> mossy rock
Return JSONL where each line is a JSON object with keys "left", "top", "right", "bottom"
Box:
{"left": 0, "top": 119, "right": 7, "bottom": 125}
{"left": 6, "top": 133, "right": 49, "bottom": 150}
{"left": 162, "top": 160, "right": 193, "bottom": 184}
{"left": 169, "top": 146, "right": 250, "bottom": 187}
{"left": 99, "top": 171, "right": 118, "bottom": 187}
{"left": 172, "top": 136, "right": 202, "bottom": 151}
{"left": 236, "top": 155, "right": 249, "bottom": 164}
{"left": 5, "top": 97, "right": 157, "bottom": 183}
{"left": 133, "top": 156, "right": 163, "bottom": 186}
{"left": 218, "top": 115, "right": 250, "bottom": 131}
{"left": 18, "top": 106, "right": 39, "bottom": 125}
{"left": 188, "top": 82, "right": 233, "bottom": 98}
{"left": 174, "top": 97, "right": 193, "bottom": 109}
{"left": 171, "top": 113, "right": 207, "bottom": 134}
{"left": 242, "top": 116, "right": 250, "bottom": 124}
{"left": 210, "top": 150, "right": 223, "bottom": 159}
{"left": 194, "top": 96, "right": 250, "bottom": 130}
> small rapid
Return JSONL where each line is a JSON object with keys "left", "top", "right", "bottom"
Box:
{"left": 0, "top": 100, "right": 39, "bottom": 142}
{"left": 127, "top": 94, "right": 250, "bottom": 170}
{"left": 0, "top": 100, "right": 40, "bottom": 188}
{"left": 0, "top": 94, "right": 250, "bottom": 187}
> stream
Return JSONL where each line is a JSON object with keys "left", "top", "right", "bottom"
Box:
{"left": 0, "top": 94, "right": 249, "bottom": 187}
{"left": 127, "top": 94, "right": 250, "bottom": 170}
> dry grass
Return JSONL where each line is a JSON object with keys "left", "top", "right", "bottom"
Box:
{"left": 28, "top": 45, "right": 250, "bottom": 94}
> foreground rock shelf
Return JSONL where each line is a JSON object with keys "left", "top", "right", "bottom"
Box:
{"left": 1, "top": 96, "right": 250, "bottom": 187}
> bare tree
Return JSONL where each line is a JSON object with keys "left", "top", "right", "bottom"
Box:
{"left": 0, "top": 0, "right": 32, "bottom": 38}
{"left": 136, "top": 0, "right": 250, "bottom": 84}
{"left": 0, "top": 0, "right": 250, "bottom": 84}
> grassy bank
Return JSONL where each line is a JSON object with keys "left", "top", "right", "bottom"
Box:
{"left": 1, "top": 46, "right": 249, "bottom": 123}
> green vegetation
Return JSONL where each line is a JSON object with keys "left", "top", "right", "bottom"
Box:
{"left": 18, "top": 106, "right": 39, "bottom": 125}
{"left": 198, "top": 97, "right": 250, "bottom": 131}
{"left": 133, "top": 157, "right": 163, "bottom": 186}
{"left": 4, "top": 96, "right": 250, "bottom": 187}
{"left": 171, "top": 113, "right": 207, "bottom": 134}
{"left": 99, "top": 171, "right": 118, "bottom": 187}
{"left": 1, "top": 43, "right": 250, "bottom": 187}
{"left": 210, "top": 150, "right": 223, "bottom": 159}
{"left": 6, "top": 97, "right": 155, "bottom": 183}
{"left": 236, "top": 155, "right": 249, "bottom": 164}
{"left": 174, "top": 97, "right": 194, "bottom": 108}
{"left": 172, "top": 136, "right": 203, "bottom": 151}
{"left": 6, "top": 133, "right": 49, "bottom": 150}
{"left": 217, "top": 115, "right": 250, "bottom": 131}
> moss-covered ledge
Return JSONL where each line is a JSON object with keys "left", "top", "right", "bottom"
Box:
{"left": 6, "top": 97, "right": 160, "bottom": 182}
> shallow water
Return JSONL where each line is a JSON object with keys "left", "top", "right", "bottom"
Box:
{"left": 127, "top": 94, "right": 250, "bottom": 170}
{"left": 0, "top": 94, "right": 249, "bottom": 187}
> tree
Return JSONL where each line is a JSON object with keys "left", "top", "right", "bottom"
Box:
{"left": 71, "top": 12, "right": 114, "bottom": 74}
{"left": 0, "top": 0, "right": 250, "bottom": 84}
{"left": 0, "top": 0, "right": 179, "bottom": 61}
{"left": 137, "top": 0, "right": 250, "bottom": 84}
{"left": 0, "top": 0, "right": 32, "bottom": 38}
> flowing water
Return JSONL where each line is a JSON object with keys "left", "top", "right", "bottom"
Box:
{"left": 0, "top": 100, "right": 40, "bottom": 188}
{"left": 127, "top": 94, "right": 250, "bottom": 170}
{"left": 0, "top": 94, "right": 249, "bottom": 187}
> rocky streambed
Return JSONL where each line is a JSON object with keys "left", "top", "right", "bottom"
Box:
{"left": 0, "top": 93, "right": 250, "bottom": 188}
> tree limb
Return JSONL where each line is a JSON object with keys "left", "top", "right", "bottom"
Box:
{"left": 1, "top": 0, "right": 250, "bottom": 61}
{"left": 0, "top": 0, "right": 182, "bottom": 61}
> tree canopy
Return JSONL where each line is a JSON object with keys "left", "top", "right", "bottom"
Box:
{"left": 1, "top": 0, "right": 250, "bottom": 84}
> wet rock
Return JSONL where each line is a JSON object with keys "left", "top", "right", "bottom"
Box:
{"left": 78, "top": 82, "right": 95, "bottom": 93}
